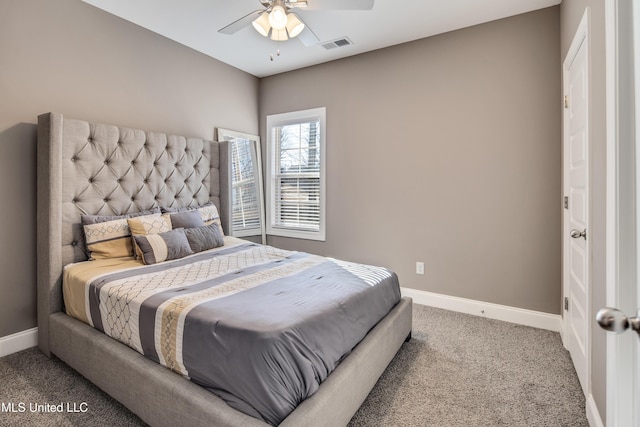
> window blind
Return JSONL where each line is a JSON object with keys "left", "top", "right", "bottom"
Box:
{"left": 231, "top": 138, "right": 262, "bottom": 234}
{"left": 272, "top": 120, "right": 320, "bottom": 231}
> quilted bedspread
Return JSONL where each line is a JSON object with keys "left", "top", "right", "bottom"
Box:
{"left": 63, "top": 237, "right": 401, "bottom": 425}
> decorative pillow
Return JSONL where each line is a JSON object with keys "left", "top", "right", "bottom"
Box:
{"left": 81, "top": 209, "right": 160, "bottom": 260}
{"left": 184, "top": 223, "right": 225, "bottom": 253}
{"left": 127, "top": 214, "right": 172, "bottom": 259}
{"left": 127, "top": 214, "right": 171, "bottom": 236}
{"left": 83, "top": 218, "right": 133, "bottom": 260}
{"left": 81, "top": 208, "right": 160, "bottom": 225}
{"left": 133, "top": 228, "right": 193, "bottom": 265}
{"left": 162, "top": 202, "right": 224, "bottom": 235}
{"left": 169, "top": 210, "right": 205, "bottom": 229}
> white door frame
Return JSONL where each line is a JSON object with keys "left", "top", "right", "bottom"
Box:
{"left": 605, "top": 1, "right": 639, "bottom": 426}
{"left": 562, "top": 7, "right": 590, "bottom": 398}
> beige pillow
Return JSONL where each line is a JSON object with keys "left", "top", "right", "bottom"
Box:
{"left": 127, "top": 214, "right": 172, "bottom": 259}
{"left": 83, "top": 218, "right": 133, "bottom": 260}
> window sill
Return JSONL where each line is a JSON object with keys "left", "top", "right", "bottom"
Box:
{"left": 267, "top": 227, "right": 325, "bottom": 242}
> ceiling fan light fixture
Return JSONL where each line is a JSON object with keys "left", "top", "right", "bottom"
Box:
{"left": 285, "top": 13, "right": 305, "bottom": 38}
{"left": 270, "top": 28, "right": 289, "bottom": 41}
{"left": 251, "top": 12, "right": 271, "bottom": 37}
{"left": 268, "top": 5, "right": 288, "bottom": 30}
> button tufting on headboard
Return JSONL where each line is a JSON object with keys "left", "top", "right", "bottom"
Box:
{"left": 56, "top": 118, "right": 219, "bottom": 265}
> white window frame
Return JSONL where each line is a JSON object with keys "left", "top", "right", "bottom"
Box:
{"left": 217, "top": 128, "right": 265, "bottom": 242}
{"left": 266, "top": 107, "right": 326, "bottom": 241}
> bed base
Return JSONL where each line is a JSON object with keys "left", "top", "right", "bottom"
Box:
{"left": 50, "top": 298, "right": 412, "bottom": 426}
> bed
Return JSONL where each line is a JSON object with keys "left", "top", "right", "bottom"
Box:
{"left": 36, "top": 112, "right": 412, "bottom": 426}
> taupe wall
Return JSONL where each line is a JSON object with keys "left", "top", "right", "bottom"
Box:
{"left": 260, "top": 7, "right": 561, "bottom": 314}
{"left": 0, "top": 0, "right": 259, "bottom": 338}
{"left": 560, "top": 0, "right": 607, "bottom": 421}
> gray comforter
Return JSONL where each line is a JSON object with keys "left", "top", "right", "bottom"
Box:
{"left": 85, "top": 241, "right": 401, "bottom": 425}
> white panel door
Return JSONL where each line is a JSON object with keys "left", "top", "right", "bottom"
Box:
{"left": 632, "top": 5, "right": 639, "bottom": 422}
{"left": 563, "top": 15, "right": 589, "bottom": 396}
{"left": 602, "top": 2, "right": 640, "bottom": 425}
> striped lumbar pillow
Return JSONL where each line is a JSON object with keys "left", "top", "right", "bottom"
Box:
{"left": 133, "top": 228, "right": 193, "bottom": 265}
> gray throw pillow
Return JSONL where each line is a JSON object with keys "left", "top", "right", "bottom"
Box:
{"left": 184, "top": 223, "right": 225, "bottom": 253}
{"left": 169, "top": 209, "right": 205, "bottom": 229}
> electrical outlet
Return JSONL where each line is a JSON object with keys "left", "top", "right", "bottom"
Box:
{"left": 416, "top": 262, "right": 425, "bottom": 275}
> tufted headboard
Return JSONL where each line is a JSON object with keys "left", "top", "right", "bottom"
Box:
{"left": 36, "top": 112, "right": 228, "bottom": 354}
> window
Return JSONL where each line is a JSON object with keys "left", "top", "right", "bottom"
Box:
{"left": 266, "top": 107, "right": 326, "bottom": 241}
{"left": 230, "top": 138, "right": 261, "bottom": 236}
{"left": 217, "top": 129, "right": 265, "bottom": 242}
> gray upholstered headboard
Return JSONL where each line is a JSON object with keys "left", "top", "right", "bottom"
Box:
{"left": 36, "top": 112, "right": 228, "bottom": 354}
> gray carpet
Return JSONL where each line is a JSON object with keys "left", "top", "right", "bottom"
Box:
{"left": 348, "top": 305, "right": 587, "bottom": 427}
{"left": 0, "top": 305, "right": 587, "bottom": 426}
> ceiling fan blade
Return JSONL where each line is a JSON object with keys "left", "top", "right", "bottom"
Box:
{"left": 303, "top": 0, "right": 374, "bottom": 11}
{"left": 297, "top": 24, "right": 320, "bottom": 47}
{"left": 218, "top": 9, "right": 264, "bottom": 35}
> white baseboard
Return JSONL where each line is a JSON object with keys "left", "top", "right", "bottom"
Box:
{"left": 0, "top": 327, "right": 38, "bottom": 358}
{"left": 586, "top": 394, "right": 604, "bottom": 427}
{"left": 401, "top": 287, "right": 562, "bottom": 332}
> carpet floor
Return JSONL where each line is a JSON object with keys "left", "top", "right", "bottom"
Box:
{"left": 0, "top": 304, "right": 587, "bottom": 426}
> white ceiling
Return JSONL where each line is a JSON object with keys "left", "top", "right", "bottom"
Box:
{"left": 82, "top": 0, "right": 561, "bottom": 78}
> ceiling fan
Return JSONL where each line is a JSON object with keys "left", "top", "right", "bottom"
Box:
{"left": 218, "top": 0, "right": 374, "bottom": 47}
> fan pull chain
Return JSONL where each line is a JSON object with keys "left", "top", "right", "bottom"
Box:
{"left": 269, "top": 42, "right": 282, "bottom": 62}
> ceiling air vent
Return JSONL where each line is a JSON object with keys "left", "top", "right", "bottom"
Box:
{"left": 321, "top": 37, "right": 354, "bottom": 50}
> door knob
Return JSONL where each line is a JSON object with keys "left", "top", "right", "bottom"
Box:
{"left": 596, "top": 307, "right": 640, "bottom": 336}
{"left": 570, "top": 228, "right": 587, "bottom": 239}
